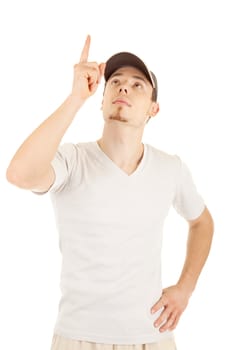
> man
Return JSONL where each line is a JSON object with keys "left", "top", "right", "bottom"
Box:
{"left": 6, "top": 35, "right": 214, "bottom": 350}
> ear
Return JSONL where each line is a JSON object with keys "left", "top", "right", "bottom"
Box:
{"left": 149, "top": 102, "right": 160, "bottom": 117}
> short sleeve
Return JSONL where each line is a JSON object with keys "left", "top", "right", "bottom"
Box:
{"left": 32, "top": 143, "right": 78, "bottom": 195}
{"left": 173, "top": 158, "right": 205, "bottom": 220}
{"left": 50, "top": 142, "right": 78, "bottom": 193}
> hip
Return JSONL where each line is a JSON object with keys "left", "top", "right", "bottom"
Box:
{"left": 50, "top": 334, "right": 177, "bottom": 350}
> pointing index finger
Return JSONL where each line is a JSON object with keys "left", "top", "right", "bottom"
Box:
{"left": 79, "top": 35, "right": 91, "bottom": 63}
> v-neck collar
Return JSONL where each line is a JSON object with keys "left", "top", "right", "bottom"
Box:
{"left": 92, "top": 141, "right": 147, "bottom": 178}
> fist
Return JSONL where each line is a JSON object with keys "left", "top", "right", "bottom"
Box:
{"left": 71, "top": 35, "right": 105, "bottom": 102}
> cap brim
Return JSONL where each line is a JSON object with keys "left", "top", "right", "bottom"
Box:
{"left": 104, "top": 52, "right": 156, "bottom": 89}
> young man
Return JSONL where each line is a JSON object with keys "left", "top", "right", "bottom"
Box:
{"left": 6, "top": 35, "right": 214, "bottom": 350}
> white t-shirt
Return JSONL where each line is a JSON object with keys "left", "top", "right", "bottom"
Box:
{"left": 37, "top": 141, "right": 205, "bottom": 344}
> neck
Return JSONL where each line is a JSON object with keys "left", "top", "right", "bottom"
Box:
{"left": 97, "top": 127, "right": 144, "bottom": 171}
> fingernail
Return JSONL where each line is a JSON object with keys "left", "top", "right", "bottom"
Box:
{"left": 151, "top": 309, "right": 154, "bottom": 314}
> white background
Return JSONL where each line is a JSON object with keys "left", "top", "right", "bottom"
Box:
{"left": 0, "top": 0, "right": 232, "bottom": 349}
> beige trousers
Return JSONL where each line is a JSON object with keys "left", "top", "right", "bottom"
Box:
{"left": 50, "top": 334, "right": 177, "bottom": 350}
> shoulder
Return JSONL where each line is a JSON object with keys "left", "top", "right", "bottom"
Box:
{"left": 57, "top": 141, "right": 94, "bottom": 156}
{"left": 146, "top": 143, "right": 182, "bottom": 169}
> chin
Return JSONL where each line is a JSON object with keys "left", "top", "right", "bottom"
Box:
{"left": 109, "top": 115, "right": 128, "bottom": 122}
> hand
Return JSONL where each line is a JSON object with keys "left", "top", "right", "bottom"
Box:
{"left": 71, "top": 35, "right": 105, "bottom": 102}
{"left": 150, "top": 285, "right": 190, "bottom": 332}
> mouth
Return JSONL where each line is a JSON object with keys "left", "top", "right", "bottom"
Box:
{"left": 112, "top": 99, "right": 131, "bottom": 107}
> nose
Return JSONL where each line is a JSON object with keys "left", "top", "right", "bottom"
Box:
{"left": 119, "top": 86, "right": 128, "bottom": 94}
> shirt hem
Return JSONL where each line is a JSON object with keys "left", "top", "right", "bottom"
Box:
{"left": 53, "top": 327, "right": 174, "bottom": 345}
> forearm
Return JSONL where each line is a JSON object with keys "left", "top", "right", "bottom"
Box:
{"left": 6, "top": 94, "right": 83, "bottom": 186}
{"left": 177, "top": 208, "right": 214, "bottom": 295}
{"left": 151, "top": 209, "right": 214, "bottom": 332}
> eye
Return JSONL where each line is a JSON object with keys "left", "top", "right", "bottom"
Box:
{"left": 134, "top": 82, "right": 143, "bottom": 89}
{"left": 111, "top": 79, "right": 120, "bottom": 85}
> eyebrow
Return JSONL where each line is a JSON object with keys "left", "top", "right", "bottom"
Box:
{"left": 110, "top": 72, "right": 147, "bottom": 84}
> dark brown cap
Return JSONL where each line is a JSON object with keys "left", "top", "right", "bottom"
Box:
{"left": 104, "top": 52, "right": 158, "bottom": 101}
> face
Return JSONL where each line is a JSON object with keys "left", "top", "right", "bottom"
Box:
{"left": 102, "top": 66, "right": 159, "bottom": 127}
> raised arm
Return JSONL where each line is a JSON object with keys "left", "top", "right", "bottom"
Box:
{"left": 6, "top": 35, "right": 105, "bottom": 192}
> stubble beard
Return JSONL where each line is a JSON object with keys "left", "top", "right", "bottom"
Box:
{"left": 108, "top": 106, "right": 128, "bottom": 123}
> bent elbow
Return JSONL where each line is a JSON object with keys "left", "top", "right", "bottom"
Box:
{"left": 6, "top": 164, "right": 33, "bottom": 189}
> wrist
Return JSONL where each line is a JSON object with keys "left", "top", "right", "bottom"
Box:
{"left": 67, "top": 93, "right": 86, "bottom": 110}
{"left": 177, "top": 275, "right": 197, "bottom": 297}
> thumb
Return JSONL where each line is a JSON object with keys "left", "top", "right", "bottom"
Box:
{"left": 97, "top": 62, "right": 106, "bottom": 83}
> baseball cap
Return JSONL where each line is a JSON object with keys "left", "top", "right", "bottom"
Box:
{"left": 104, "top": 52, "right": 158, "bottom": 101}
